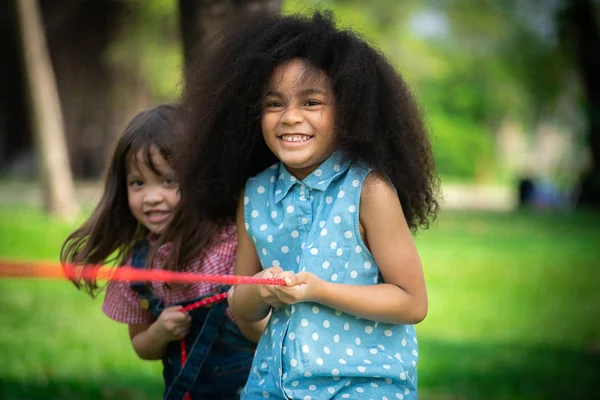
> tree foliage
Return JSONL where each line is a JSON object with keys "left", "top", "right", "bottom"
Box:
{"left": 283, "top": 0, "right": 590, "bottom": 183}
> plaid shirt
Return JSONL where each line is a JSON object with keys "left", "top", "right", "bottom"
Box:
{"left": 102, "top": 227, "right": 237, "bottom": 324}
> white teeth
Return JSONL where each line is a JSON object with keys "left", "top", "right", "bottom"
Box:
{"left": 281, "top": 135, "right": 310, "bottom": 142}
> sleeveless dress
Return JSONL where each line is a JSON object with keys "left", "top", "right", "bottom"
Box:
{"left": 242, "top": 151, "right": 419, "bottom": 399}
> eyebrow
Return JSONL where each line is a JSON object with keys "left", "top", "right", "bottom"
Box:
{"left": 126, "top": 169, "right": 141, "bottom": 177}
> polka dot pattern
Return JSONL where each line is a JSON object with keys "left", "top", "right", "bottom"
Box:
{"left": 242, "top": 152, "right": 418, "bottom": 399}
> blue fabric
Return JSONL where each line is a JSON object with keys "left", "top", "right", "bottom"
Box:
{"left": 242, "top": 151, "right": 419, "bottom": 399}
{"left": 129, "top": 241, "right": 255, "bottom": 400}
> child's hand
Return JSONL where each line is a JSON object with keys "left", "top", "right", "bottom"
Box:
{"left": 227, "top": 286, "right": 236, "bottom": 308}
{"left": 151, "top": 306, "right": 191, "bottom": 342}
{"left": 273, "top": 271, "right": 325, "bottom": 304}
{"left": 256, "top": 266, "right": 286, "bottom": 308}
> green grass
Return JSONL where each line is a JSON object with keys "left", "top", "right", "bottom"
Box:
{"left": 415, "top": 211, "right": 600, "bottom": 399}
{"left": 0, "top": 208, "right": 162, "bottom": 399}
{"left": 0, "top": 207, "right": 599, "bottom": 399}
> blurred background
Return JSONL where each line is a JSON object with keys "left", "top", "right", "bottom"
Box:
{"left": 0, "top": 0, "right": 598, "bottom": 399}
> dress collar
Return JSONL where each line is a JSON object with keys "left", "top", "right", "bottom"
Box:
{"left": 274, "top": 151, "right": 350, "bottom": 203}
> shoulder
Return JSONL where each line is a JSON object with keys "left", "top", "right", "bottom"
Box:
{"left": 102, "top": 278, "right": 153, "bottom": 324}
{"left": 359, "top": 171, "right": 403, "bottom": 222}
{"left": 208, "top": 223, "right": 238, "bottom": 257}
{"left": 217, "top": 223, "right": 238, "bottom": 247}
{"left": 361, "top": 171, "right": 397, "bottom": 202}
{"left": 195, "top": 223, "right": 238, "bottom": 274}
{"left": 357, "top": 170, "right": 411, "bottom": 238}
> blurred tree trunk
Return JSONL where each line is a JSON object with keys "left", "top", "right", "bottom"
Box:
{"left": 563, "top": 0, "right": 600, "bottom": 207}
{"left": 15, "top": 0, "right": 78, "bottom": 219}
{"left": 40, "top": 1, "right": 149, "bottom": 179}
{"left": 178, "top": 0, "right": 281, "bottom": 67}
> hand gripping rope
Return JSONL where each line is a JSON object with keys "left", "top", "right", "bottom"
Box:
{"left": 0, "top": 259, "right": 287, "bottom": 400}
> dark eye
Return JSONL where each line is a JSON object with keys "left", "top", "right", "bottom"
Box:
{"left": 264, "top": 101, "right": 283, "bottom": 109}
{"left": 128, "top": 179, "right": 143, "bottom": 188}
{"left": 305, "top": 100, "right": 321, "bottom": 107}
{"left": 163, "top": 178, "right": 177, "bottom": 187}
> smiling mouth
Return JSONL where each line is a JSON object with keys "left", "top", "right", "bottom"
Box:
{"left": 144, "top": 211, "right": 170, "bottom": 223}
{"left": 279, "top": 134, "right": 312, "bottom": 143}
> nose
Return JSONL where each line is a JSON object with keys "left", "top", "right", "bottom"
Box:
{"left": 143, "top": 187, "right": 163, "bottom": 205}
{"left": 281, "top": 105, "right": 303, "bottom": 125}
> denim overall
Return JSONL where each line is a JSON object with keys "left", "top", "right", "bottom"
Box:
{"left": 130, "top": 240, "right": 255, "bottom": 400}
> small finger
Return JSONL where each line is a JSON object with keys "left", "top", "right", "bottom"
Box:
{"left": 172, "top": 312, "right": 190, "bottom": 323}
{"left": 269, "top": 266, "right": 283, "bottom": 275}
{"left": 273, "top": 271, "right": 295, "bottom": 286}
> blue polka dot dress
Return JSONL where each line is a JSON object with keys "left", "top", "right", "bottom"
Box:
{"left": 242, "top": 151, "right": 419, "bottom": 400}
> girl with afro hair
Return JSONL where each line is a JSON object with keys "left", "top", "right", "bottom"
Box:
{"left": 161, "top": 10, "right": 439, "bottom": 400}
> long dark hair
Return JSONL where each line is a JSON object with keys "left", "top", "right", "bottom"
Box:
{"left": 162, "top": 11, "right": 439, "bottom": 271}
{"left": 60, "top": 104, "right": 179, "bottom": 296}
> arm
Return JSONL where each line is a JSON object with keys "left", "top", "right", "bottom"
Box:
{"left": 129, "top": 323, "right": 165, "bottom": 360}
{"left": 103, "top": 281, "right": 188, "bottom": 360}
{"left": 227, "top": 286, "right": 270, "bottom": 343}
{"left": 229, "top": 191, "right": 284, "bottom": 323}
{"left": 279, "top": 173, "right": 428, "bottom": 325}
{"left": 128, "top": 306, "right": 192, "bottom": 360}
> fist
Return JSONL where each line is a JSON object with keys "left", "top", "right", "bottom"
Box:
{"left": 153, "top": 306, "right": 191, "bottom": 341}
{"left": 256, "top": 266, "right": 286, "bottom": 308}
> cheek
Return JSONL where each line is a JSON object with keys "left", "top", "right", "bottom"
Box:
{"left": 325, "top": 111, "right": 336, "bottom": 134}
{"left": 262, "top": 114, "right": 279, "bottom": 134}
{"left": 168, "top": 190, "right": 181, "bottom": 206}
{"left": 127, "top": 191, "right": 142, "bottom": 215}
{"left": 323, "top": 115, "right": 337, "bottom": 145}
{"left": 261, "top": 118, "right": 278, "bottom": 150}
{"left": 126, "top": 188, "right": 134, "bottom": 206}
{"left": 315, "top": 116, "right": 335, "bottom": 140}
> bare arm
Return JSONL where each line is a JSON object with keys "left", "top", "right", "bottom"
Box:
{"left": 227, "top": 285, "right": 270, "bottom": 343}
{"left": 228, "top": 191, "right": 282, "bottom": 323}
{"left": 278, "top": 173, "right": 428, "bottom": 325}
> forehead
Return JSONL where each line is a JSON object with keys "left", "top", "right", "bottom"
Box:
{"left": 267, "top": 59, "right": 330, "bottom": 92}
{"left": 126, "top": 147, "right": 169, "bottom": 173}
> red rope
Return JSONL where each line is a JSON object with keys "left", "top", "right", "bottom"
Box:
{"left": 1, "top": 260, "right": 280, "bottom": 400}
{"left": 180, "top": 339, "right": 190, "bottom": 400}
{"left": 0, "top": 260, "right": 287, "bottom": 286}
{"left": 179, "top": 292, "right": 228, "bottom": 400}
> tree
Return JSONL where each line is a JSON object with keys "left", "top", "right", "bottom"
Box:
{"left": 179, "top": 0, "right": 281, "bottom": 66}
{"left": 40, "top": 1, "right": 146, "bottom": 178}
{"left": 560, "top": 0, "right": 600, "bottom": 206}
{"left": 15, "top": 0, "right": 79, "bottom": 219}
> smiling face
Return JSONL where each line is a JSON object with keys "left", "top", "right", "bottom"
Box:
{"left": 261, "top": 58, "right": 337, "bottom": 180}
{"left": 126, "top": 148, "right": 180, "bottom": 235}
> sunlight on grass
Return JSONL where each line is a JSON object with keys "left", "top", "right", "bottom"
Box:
{"left": 0, "top": 208, "right": 162, "bottom": 399}
{"left": 0, "top": 206, "right": 599, "bottom": 399}
{"left": 414, "top": 211, "right": 600, "bottom": 399}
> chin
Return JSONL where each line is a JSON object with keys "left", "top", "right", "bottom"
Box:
{"left": 145, "top": 224, "right": 165, "bottom": 235}
{"left": 278, "top": 154, "right": 313, "bottom": 168}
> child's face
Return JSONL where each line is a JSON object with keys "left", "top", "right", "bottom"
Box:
{"left": 262, "top": 58, "right": 336, "bottom": 180}
{"left": 126, "top": 148, "right": 180, "bottom": 235}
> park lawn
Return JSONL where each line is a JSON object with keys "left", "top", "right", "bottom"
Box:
{"left": 415, "top": 211, "right": 600, "bottom": 399}
{"left": 0, "top": 206, "right": 599, "bottom": 399}
{"left": 0, "top": 208, "right": 163, "bottom": 400}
